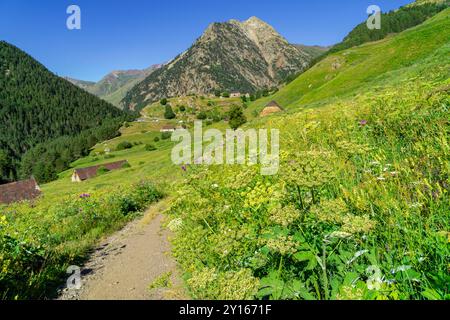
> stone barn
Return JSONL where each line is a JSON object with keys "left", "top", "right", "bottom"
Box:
{"left": 160, "top": 125, "right": 176, "bottom": 133}
{"left": 260, "top": 101, "right": 284, "bottom": 117}
{"left": 0, "top": 178, "right": 41, "bottom": 205}
{"left": 72, "top": 160, "right": 129, "bottom": 182}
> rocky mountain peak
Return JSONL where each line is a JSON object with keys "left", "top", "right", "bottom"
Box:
{"left": 122, "top": 17, "right": 313, "bottom": 111}
{"left": 243, "top": 16, "right": 277, "bottom": 34}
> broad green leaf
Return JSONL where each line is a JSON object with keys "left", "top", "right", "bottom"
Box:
{"left": 421, "top": 288, "right": 442, "bottom": 300}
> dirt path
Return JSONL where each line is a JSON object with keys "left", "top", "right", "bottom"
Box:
{"left": 59, "top": 199, "right": 187, "bottom": 300}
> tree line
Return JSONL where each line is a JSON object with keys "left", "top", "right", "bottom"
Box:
{"left": 328, "top": 2, "right": 448, "bottom": 54}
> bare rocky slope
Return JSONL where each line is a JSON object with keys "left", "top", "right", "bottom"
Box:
{"left": 122, "top": 17, "right": 313, "bottom": 111}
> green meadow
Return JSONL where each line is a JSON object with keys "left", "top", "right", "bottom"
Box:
{"left": 252, "top": 8, "right": 450, "bottom": 112}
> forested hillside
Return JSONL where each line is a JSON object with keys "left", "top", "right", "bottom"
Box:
{"left": 0, "top": 41, "right": 132, "bottom": 183}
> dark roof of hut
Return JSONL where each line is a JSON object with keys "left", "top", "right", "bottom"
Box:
{"left": 73, "top": 160, "right": 128, "bottom": 181}
{"left": 0, "top": 178, "right": 41, "bottom": 204}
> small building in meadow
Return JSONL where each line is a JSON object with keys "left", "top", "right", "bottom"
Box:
{"left": 0, "top": 178, "right": 41, "bottom": 205}
{"left": 160, "top": 125, "right": 176, "bottom": 133}
{"left": 260, "top": 100, "right": 284, "bottom": 117}
{"left": 71, "top": 160, "right": 129, "bottom": 182}
{"left": 230, "top": 92, "right": 241, "bottom": 98}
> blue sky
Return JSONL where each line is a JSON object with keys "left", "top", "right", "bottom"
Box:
{"left": 0, "top": 0, "right": 412, "bottom": 81}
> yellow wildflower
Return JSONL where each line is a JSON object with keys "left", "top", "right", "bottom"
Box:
{"left": 266, "top": 235, "right": 298, "bottom": 255}
{"left": 281, "top": 151, "right": 337, "bottom": 189}
{"left": 336, "top": 286, "right": 365, "bottom": 300}
{"left": 342, "top": 215, "right": 376, "bottom": 234}
{"left": 269, "top": 204, "right": 301, "bottom": 227}
{"left": 311, "top": 198, "right": 348, "bottom": 224}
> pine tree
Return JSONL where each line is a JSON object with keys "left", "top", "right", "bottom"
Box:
{"left": 164, "top": 105, "right": 176, "bottom": 119}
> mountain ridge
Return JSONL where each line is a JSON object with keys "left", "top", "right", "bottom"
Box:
{"left": 122, "top": 17, "right": 312, "bottom": 111}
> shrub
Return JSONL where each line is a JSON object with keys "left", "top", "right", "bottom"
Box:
{"left": 161, "top": 132, "right": 172, "bottom": 140}
{"left": 145, "top": 144, "right": 157, "bottom": 151}
{"left": 228, "top": 105, "right": 247, "bottom": 130}
{"left": 121, "top": 162, "right": 131, "bottom": 169}
{"left": 116, "top": 141, "right": 133, "bottom": 151}
{"left": 154, "top": 136, "right": 160, "bottom": 143}
{"left": 160, "top": 98, "right": 168, "bottom": 105}
{"left": 197, "top": 112, "right": 207, "bottom": 120}
{"left": 212, "top": 114, "right": 222, "bottom": 123}
{"left": 97, "top": 166, "right": 110, "bottom": 175}
{"left": 164, "top": 105, "right": 176, "bottom": 120}
{"left": 117, "top": 195, "right": 139, "bottom": 216}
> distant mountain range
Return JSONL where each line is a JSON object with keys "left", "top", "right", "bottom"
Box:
{"left": 65, "top": 65, "right": 162, "bottom": 108}
{"left": 67, "top": 17, "right": 327, "bottom": 111}
{"left": 121, "top": 17, "right": 315, "bottom": 111}
{"left": 293, "top": 44, "right": 329, "bottom": 59}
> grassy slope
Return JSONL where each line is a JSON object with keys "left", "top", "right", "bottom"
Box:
{"left": 250, "top": 9, "right": 450, "bottom": 112}
{"left": 167, "top": 9, "right": 450, "bottom": 300}
{"left": 39, "top": 8, "right": 449, "bottom": 206}
{"left": 40, "top": 123, "right": 178, "bottom": 200}
{"left": 40, "top": 95, "right": 245, "bottom": 200}
{"left": 100, "top": 76, "right": 145, "bottom": 107}
{"left": 142, "top": 96, "right": 243, "bottom": 117}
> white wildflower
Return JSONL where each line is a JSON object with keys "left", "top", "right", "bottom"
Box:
{"left": 347, "top": 249, "right": 369, "bottom": 265}
{"left": 391, "top": 265, "right": 412, "bottom": 274}
{"left": 167, "top": 218, "right": 183, "bottom": 232}
{"left": 328, "top": 231, "right": 352, "bottom": 239}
